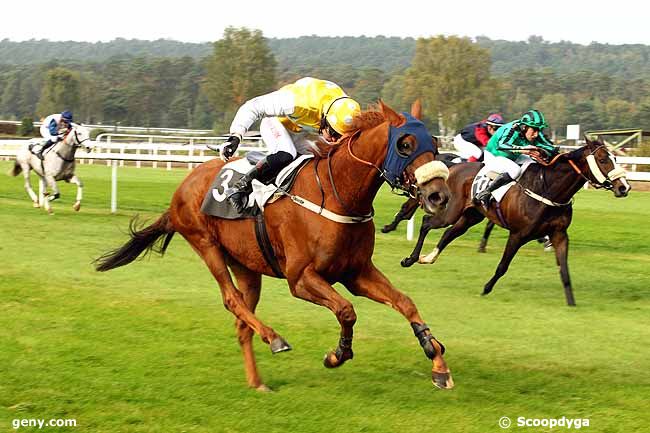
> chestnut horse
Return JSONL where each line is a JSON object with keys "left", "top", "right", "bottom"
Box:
{"left": 400, "top": 137, "right": 630, "bottom": 306}
{"left": 95, "top": 102, "right": 454, "bottom": 390}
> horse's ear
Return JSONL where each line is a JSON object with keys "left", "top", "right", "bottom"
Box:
{"left": 584, "top": 133, "right": 596, "bottom": 146}
{"left": 379, "top": 100, "right": 406, "bottom": 127}
{"left": 410, "top": 99, "right": 423, "bottom": 120}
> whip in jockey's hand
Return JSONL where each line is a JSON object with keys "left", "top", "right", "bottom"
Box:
{"left": 207, "top": 134, "right": 241, "bottom": 162}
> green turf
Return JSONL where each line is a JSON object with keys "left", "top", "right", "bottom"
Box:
{"left": 1, "top": 161, "right": 649, "bottom": 432}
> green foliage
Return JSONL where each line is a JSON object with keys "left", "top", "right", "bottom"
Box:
{"left": 401, "top": 36, "right": 497, "bottom": 133}
{"left": 2, "top": 36, "right": 650, "bottom": 133}
{"left": 204, "top": 27, "right": 277, "bottom": 131}
{"left": 17, "top": 117, "right": 34, "bottom": 136}
{"left": 36, "top": 67, "right": 80, "bottom": 117}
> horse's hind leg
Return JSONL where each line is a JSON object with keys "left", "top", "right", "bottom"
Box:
{"left": 478, "top": 221, "right": 495, "bottom": 253}
{"left": 419, "top": 209, "right": 484, "bottom": 264}
{"left": 382, "top": 197, "right": 419, "bottom": 233}
{"left": 229, "top": 262, "right": 271, "bottom": 390}
{"left": 345, "top": 264, "right": 453, "bottom": 389}
{"left": 21, "top": 168, "right": 39, "bottom": 207}
{"left": 550, "top": 230, "right": 575, "bottom": 306}
{"left": 289, "top": 266, "right": 357, "bottom": 368}
{"left": 67, "top": 175, "right": 83, "bottom": 211}
{"left": 482, "top": 232, "right": 525, "bottom": 296}
{"left": 187, "top": 235, "right": 288, "bottom": 352}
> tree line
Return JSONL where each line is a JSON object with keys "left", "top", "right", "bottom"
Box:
{"left": 1, "top": 30, "right": 649, "bottom": 136}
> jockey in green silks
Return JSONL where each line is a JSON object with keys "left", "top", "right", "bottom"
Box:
{"left": 475, "top": 109, "right": 559, "bottom": 207}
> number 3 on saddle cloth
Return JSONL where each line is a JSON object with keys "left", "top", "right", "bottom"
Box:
{"left": 471, "top": 159, "right": 536, "bottom": 205}
{"left": 200, "top": 152, "right": 314, "bottom": 219}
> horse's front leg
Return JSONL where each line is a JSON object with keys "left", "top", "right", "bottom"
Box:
{"left": 419, "top": 210, "right": 484, "bottom": 264}
{"left": 44, "top": 174, "right": 60, "bottom": 202}
{"left": 550, "top": 230, "right": 575, "bottom": 306}
{"left": 67, "top": 175, "right": 83, "bottom": 211}
{"left": 345, "top": 264, "right": 453, "bottom": 389}
{"left": 401, "top": 215, "right": 435, "bottom": 267}
{"left": 482, "top": 232, "right": 525, "bottom": 296}
{"left": 38, "top": 177, "right": 54, "bottom": 214}
{"left": 289, "top": 266, "right": 356, "bottom": 368}
{"left": 382, "top": 197, "right": 419, "bottom": 233}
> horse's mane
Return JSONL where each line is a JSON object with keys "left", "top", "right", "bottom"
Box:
{"left": 310, "top": 102, "right": 406, "bottom": 157}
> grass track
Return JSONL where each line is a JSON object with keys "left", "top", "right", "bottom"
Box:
{"left": 1, "top": 161, "right": 649, "bottom": 432}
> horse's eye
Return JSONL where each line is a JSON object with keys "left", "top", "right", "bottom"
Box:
{"left": 396, "top": 136, "right": 415, "bottom": 157}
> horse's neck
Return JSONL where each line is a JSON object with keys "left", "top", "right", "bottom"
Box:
{"left": 57, "top": 132, "right": 76, "bottom": 158}
{"left": 523, "top": 158, "right": 585, "bottom": 203}
{"left": 316, "top": 130, "right": 387, "bottom": 216}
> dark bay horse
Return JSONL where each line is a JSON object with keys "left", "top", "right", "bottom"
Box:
{"left": 400, "top": 137, "right": 630, "bottom": 306}
{"left": 95, "top": 102, "right": 455, "bottom": 390}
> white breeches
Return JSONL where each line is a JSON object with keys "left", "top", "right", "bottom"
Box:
{"left": 482, "top": 152, "right": 532, "bottom": 180}
{"left": 453, "top": 134, "right": 482, "bottom": 160}
{"left": 260, "top": 117, "right": 322, "bottom": 157}
{"left": 40, "top": 124, "right": 56, "bottom": 142}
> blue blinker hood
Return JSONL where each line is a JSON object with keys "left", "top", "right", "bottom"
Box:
{"left": 382, "top": 113, "right": 438, "bottom": 188}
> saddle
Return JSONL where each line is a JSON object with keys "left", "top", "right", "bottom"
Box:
{"left": 200, "top": 153, "right": 314, "bottom": 219}
{"left": 28, "top": 139, "right": 50, "bottom": 158}
{"left": 471, "top": 159, "right": 536, "bottom": 204}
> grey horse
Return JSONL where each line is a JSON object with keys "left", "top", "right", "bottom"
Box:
{"left": 10, "top": 123, "right": 92, "bottom": 214}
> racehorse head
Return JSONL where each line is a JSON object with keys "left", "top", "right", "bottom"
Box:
{"left": 578, "top": 136, "right": 631, "bottom": 197}
{"left": 62, "top": 123, "right": 92, "bottom": 153}
{"left": 346, "top": 101, "right": 450, "bottom": 215}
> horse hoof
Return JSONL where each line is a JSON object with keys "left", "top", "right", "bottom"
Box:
{"left": 73, "top": 202, "right": 81, "bottom": 212}
{"left": 477, "top": 246, "right": 486, "bottom": 253}
{"left": 401, "top": 257, "right": 415, "bottom": 267}
{"left": 431, "top": 370, "right": 454, "bottom": 390}
{"left": 270, "top": 337, "right": 292, "bottom": 354}
{"left": 323, "top": 349, "right": 352, "bottom": 369}
{"left": 381, "top": 225, "right": 395, "bottom": 233}
{"left": 255, "top": 384, "right": 273, "bottom": 393}
{"left": 32, "top": 202, "right": 40, "bottom": 208}
{"left": 481, "top": 290, "right": 491, "bottom": 296}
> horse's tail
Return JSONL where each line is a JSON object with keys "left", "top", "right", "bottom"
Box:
{"left": 9, "top": 160, "right": 22, "bottom": 177}
{"left": 94, "top": 211, "right": 175, "bottom": 272}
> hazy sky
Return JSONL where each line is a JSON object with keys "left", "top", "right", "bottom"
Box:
{"left": 2, "top": 0, "right": 647, "bottom": 45}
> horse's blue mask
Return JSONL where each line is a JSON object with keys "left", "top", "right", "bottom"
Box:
{"left": 382, "top": 113, "right": 438, "bottom": 189}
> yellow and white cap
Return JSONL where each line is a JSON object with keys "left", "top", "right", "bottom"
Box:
{"left": 325, "top": 97, "right": 361, "bottom": 135}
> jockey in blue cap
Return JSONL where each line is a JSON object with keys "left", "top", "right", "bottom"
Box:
{"left": 36, "top": 110, "right": 73, "bottom": 160}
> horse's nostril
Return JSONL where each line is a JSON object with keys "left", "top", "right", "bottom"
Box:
{"left": 428, "top": 192, "right": 448, "bottom": 206}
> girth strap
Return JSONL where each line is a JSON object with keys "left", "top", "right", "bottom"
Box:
{"left": 254, "top": 212, "right": 285, "bottom": 278}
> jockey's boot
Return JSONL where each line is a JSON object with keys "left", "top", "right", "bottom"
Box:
{"left": 35, "top": 141, "right": 55, "bottom": 160}
{"left": 474, "top": 172, "right": 514, "bottom": 208}
{"left": 225, "top": 151, "right": 294, "bottom": 213}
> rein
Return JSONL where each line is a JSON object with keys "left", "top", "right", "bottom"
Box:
{"left": 54, "top": 129, "right": 85, "bottom": 163}
{"left": 325, "top": 131, "right": 378, "bottom": 219}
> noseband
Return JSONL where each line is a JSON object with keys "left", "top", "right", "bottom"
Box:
{"left": 567, "top": 145, "right": 626, "bottom": 190}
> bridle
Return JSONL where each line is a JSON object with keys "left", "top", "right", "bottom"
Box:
{"left": 567, "top": 145, "right": 626, "bottom": 190}
{"left": 55, "top": 127, "right": 90, "bottom": 163}
{"left": 531, "top": 144, "right": 626, "bottom": 191}
{"left": 323, "top": 130, "right": 423, "bottom": 217}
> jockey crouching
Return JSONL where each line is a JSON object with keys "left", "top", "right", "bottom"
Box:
{"left": 475, "top": 109, "right": 559, "bottom": 208}
{"left": 210, "top": 77, "right": 361, "bottom": 213}
{"left": 35, "top": 110, "right": 73, "bottom": 160}
{"left": 453, "top": 113, "right": 504, "bottom": 162}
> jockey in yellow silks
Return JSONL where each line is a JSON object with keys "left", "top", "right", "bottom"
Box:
{"left": 209, "top": 77, "right": 361, "bottom": 213}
